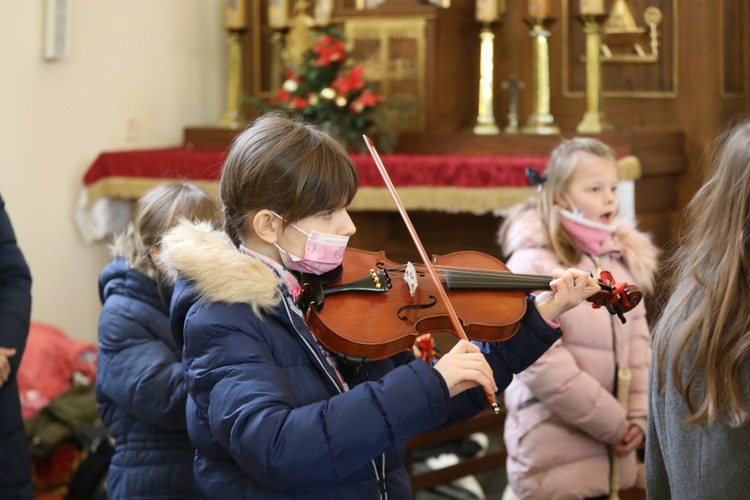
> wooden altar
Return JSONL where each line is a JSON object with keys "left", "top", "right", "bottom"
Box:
{"left": 235, "top": 0, "right": 746, "bottom": 216}
{"left": 183, "top": 126, "right": 685, "bottom": 260}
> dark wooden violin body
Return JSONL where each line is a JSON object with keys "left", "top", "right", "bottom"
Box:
{"left": 300, "top": 247, "right": 642, "bottom": 362}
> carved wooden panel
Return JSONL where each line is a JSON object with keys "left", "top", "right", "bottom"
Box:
{"left": 345, "top": 18, "right": 427, "bottom": 131}
{"left": 562, "top": 0, "right": 678, "bottom": 97}
{"left": 333, "top": 2, "right": 480, "bottom": 134}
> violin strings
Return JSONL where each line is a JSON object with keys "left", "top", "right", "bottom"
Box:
{"left": 381, "top": 264, "right": 553, "bottom": 290}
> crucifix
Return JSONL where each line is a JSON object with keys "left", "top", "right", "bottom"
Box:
{"left": 501, "top": 74, "right": 524, "bottom": 134}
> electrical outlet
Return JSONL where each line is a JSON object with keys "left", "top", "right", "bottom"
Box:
{"left": 43, "top": 0, "right": 71, "bottom": 61}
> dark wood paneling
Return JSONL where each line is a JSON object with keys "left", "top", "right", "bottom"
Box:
{"left": 722, "top": 0, "right": 745, "bottom": 95}
{"left": 634, "top": 176, "right": 680, "bottom": 213}
{"left": 350, "top": 211, "right": 503, "bottom": 264}
{"left": 184, "top": 127, "right": 238, "bottom": 150}
{"left": 637, "top": 211, "right": 677, "bottom": 249}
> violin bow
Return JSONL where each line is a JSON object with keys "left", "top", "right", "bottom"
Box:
{"left": 363, "top": 135, "right": 502, "bottom": 414}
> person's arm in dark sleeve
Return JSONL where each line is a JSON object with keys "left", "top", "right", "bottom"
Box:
{"left": 0, "top": 194, "right": 32, "bottom": 375}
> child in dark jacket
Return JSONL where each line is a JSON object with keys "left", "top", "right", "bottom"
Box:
{"left": 95, "top": 182, "right": 218, "bottom": 499}
{"left": 158, "top": 113, "right": 600, "bottom": 499}
{"left": 0, "top": 194, "right": 33, "bottom": 499}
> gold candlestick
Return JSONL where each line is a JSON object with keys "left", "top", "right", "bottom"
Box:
{"left": 521, "top": 17, "right": 559, "bottom": 135}
{"left": 576, "top": 14, "right": 614, "bottom": 133}
{"left": 270, "top": 30, "right": 286, "bottom": 93}
{"left": 219, "top": 30, "right": 248, "bottom": 129}
{"left": 473, "top": 23, "right": 500, "bottom": 135}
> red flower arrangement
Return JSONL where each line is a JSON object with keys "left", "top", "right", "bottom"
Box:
{"left": 267, "top": 30, "right": 395, "bottom": 152}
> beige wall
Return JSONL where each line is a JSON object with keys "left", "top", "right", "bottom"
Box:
{"left": 0, "top": 1, "right": 226, "bottom": 343}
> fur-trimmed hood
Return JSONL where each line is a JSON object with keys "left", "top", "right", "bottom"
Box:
{"left": 499, "top": 203, "right": 660, "bottom": 294}
{"left": 157, "top": 220, "right": 283, "bottom": 317}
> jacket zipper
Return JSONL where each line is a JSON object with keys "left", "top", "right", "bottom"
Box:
{"left": 589, "top": 254, "right": 620, "bottom": 393}
{"left": 283, "top": 297, "right": 387, "bottom": 499}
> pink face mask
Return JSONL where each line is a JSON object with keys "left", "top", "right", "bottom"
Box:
{"left": 272, "top": 213, "right": 349, "bottom": 275}
{"left": 559, "top": 208, "right": 615, "bottom": 256}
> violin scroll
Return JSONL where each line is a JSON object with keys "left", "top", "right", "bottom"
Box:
{"left": 586, "top": 271, "right": 643, "bottom": 324}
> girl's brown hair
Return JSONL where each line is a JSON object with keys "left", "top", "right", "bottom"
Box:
{"left": 653, "top": 120, "right": 750, "bottom": 427}
{"left": 219, "top": 113, "right": 358, "bottom": 247}
{"left": 114, "top": 182, "right": 219, "bottom": 279}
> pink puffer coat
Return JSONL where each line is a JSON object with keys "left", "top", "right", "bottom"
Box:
{"left": 499, "top": 206, "right": 659, "bottom": 500}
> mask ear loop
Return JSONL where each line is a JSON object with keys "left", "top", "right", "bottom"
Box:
{"left": 561, "top": 193, "right": 584, "bottom": 217}
{"left": 270, "top": 211, "right": 310, "bottom": 238}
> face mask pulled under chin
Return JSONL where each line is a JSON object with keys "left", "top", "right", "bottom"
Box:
{"left": 272, "top": 214, "right": 349, "bottom": 275}
{"left": 558, "top": 208, "right": 616, "bottom": 256}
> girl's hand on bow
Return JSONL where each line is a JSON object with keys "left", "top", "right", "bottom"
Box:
{"left": 433, "top": 339, "right": 498, "bottom": 398}
{"left": 534, "top": 268, "right": 600, "bottom": 321}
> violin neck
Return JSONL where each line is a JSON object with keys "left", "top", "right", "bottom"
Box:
{"left": 442, "top": 269, "right": 553, "bottom": 293}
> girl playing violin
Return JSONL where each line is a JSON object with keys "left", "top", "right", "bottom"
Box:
{"left": 158, "top": 113, "right": 599, "bottom": 500}
{"left": 498, "top": 138, "right": 659, "bottom": 500}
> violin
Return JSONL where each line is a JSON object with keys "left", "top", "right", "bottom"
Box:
{"left": 300, "top": 247, "right": 642, "bottom": 363}
{"left": 301, "top": 135, "right": 641, "bottom": 413}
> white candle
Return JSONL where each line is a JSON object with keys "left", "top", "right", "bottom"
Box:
{"left": 580, "top": 0, "right": 604, "bottom": 15}
{"left": 268, "top": 0, "right": 289, "bottom": 28}
{"left": 226, "top": 0, "right": 247, "bottom": 30}
{"left": 528, "top": 0, "right": 550, "bottom": 18}
{"left": 476, "top": 0, "right": 498, "bottom": 23}
{"left": 314, "top": 0, "right": 332, "bottom": 26}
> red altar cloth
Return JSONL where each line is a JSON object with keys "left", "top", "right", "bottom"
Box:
{"left": 77, "top": 147, "right": 640, "bottom": 242}
{"left": 83, "top": 147, "right": 546, "bottom": 193}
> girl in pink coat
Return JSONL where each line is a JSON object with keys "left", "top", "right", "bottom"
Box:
{"left": 498, "top": 138, "right": 660, "bottom": 500}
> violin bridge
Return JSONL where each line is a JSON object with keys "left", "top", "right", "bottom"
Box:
{"left": 404, "top": 262, "right": 418, "bottom": 297}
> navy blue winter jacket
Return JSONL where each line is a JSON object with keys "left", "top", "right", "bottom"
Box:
{"left": 0, "top": 195, "right": 33, "bottom": 499}
{"left": 95, "top": 257, "right": 198, "bottom": 499}
{"left": 161, "top": 221, "right": 561, "bottom": 500}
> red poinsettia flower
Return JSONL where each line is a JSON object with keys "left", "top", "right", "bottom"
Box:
{"left": 270, "top": 87, "right": 292, "bottom": 106}
{"left": 350, "top": 89, "right": 382, "bottom": 114}
{"left": 313, "top": 35, "right": 347, "bottom": 67}
{"left": 332, "top": 66, "right": 365, "bottom": 97}
{"left": 290, "top": 96, "right": 309, "bottom": 110}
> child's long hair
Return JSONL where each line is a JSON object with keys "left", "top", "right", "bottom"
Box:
{"left": 113, "top": 182, "right": 219, "bottom": 279}
{"left": 653, "top": 120, "right": 750, "bottom": 427}
{"left": 220, "top": 113, "right": 358, "bottom": 247}
{"left": 500, "top": 137, "right": 617, "bottom": 267}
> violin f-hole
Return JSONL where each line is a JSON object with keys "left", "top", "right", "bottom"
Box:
{"left": 397, "top": 296, "right": 438, "bottom": 321}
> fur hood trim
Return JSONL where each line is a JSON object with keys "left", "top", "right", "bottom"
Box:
{"left": 158, "top": 220, "right": 283, "bottom": 316}
{"left": 499, "top": 204, "right": 660, "bottom": 294}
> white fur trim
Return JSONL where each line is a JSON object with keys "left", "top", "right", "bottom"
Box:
{"left": 158, "top": 220, "right": 283, "bottom": 316}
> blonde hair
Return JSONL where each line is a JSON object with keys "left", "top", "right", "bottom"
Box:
{"left": 653, "top": 120, "right": 750, "bottom": 427}
{"left": 113, "top": 182, "right": 219, "bottom": 279}
{"left": 500, "top": 137, "right": 617, "bottom": 266}
{"left": 219, "top": 113, "right": 358, "bottom": 247}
